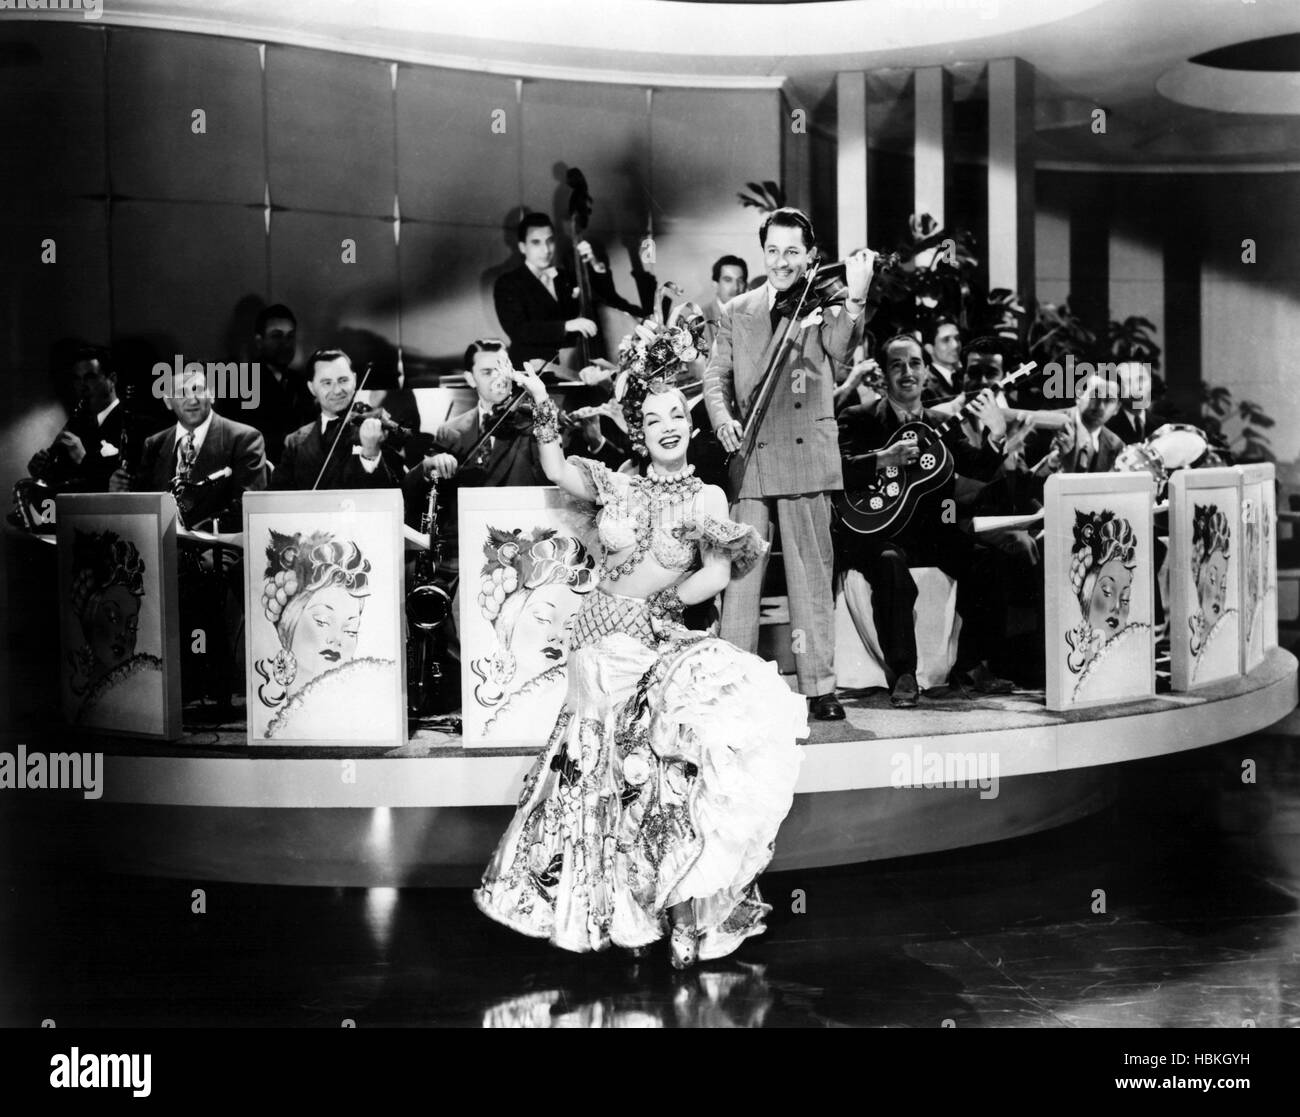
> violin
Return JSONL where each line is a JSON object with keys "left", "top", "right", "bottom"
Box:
{"left": 342, "top": 400, "right": 413, "bottom": 447}
{"left": 770, "top": 252, "right": 910, "bottom": 321}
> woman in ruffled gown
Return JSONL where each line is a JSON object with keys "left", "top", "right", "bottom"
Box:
{"left": 474, "top": 364, "right": 807, "bottom": 969}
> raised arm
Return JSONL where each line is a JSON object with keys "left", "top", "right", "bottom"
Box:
{"left": 510, "top": 365, "right": 601, "bottom": 501}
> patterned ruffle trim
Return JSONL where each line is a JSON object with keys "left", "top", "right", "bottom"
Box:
{"left": 681, "top": 513, "right": 767, "bottom": 577}
{"left": 568, "top": 455, "right": 628, "bottom": 509}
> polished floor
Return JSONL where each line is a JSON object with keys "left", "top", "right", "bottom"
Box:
{"left": 2, "top": 709, "right": 1298, "bottom": 1028}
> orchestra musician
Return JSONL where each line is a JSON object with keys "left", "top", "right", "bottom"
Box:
{"left": 110, "top": 364, "right": 268, "bottom": 531}
{"left": 922, "top": 317, "right": 963, "bottom": 414}
{"left": 492, "top": 212, "right": 657, "bottom": 371}
{"left": 242, "top": 303, "right": 315, "bottom": 464}
{"left": 700, "top": 255, "right": 749, "bottom": 353}
{"left": 26, "top": 345, "right": 126, "bottom": 493}
{"left": 836, "top": 334, "right": 1015, "bottom": 708}
{"left": 271, "top": 349, "right": 403, "bottom": 491}
{"left": 1026, "top": 371, "right": 1126, "bottom": 479}
{"left": 704, "top": 207, "right": 875, "bottom": 722}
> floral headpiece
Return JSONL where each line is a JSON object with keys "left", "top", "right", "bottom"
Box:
{"left": 1191, "top": 504, "right": 1230, "bottom": 578}
{"left": 1069, "top": 509, "right": 1137, "bottom": 600}
{"left": 71, "top": 529, "right": 146, "bottom": 620}
{"left": 261, "top": 530, "right": 371, "bottom": 631}
{"left": 613, "top": 307, "right": 708, "bottom": 457}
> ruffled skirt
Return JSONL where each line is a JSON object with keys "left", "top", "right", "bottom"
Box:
{"left": 474, "top": 588, "right": 807, "bottom": 960}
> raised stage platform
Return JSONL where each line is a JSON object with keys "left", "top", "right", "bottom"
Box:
{"left": 3, "top": 649, "right": 1294, "bottom": 887}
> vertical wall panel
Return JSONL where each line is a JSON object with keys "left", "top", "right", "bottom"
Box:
{"left": 266, "top": 46, "right": 395, "bottom": 218}
{"left": 269, "top": 212, "right": 400, "bottom": 376}
{"left": 112, "top": 200, "right": 268, "bottom": 363}
{"left": 0, "top": 23, "right": 105, "bottom": 199}
{"left": 109, "top": 29, "right": 265, "bottom": 205}
{"left": 397, "top": 68, "right": 520, "bottom": 226}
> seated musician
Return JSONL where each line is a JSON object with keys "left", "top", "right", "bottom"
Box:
{"left": 241, "top": 303, "right": 316, "bottom": 465}
{"left": 836, "top": 334, "right": 1015, "bottom": 707}
{"left": 493, "top": 212, "right": 657, "bottom": 372}
{"left": 26, "top": 345, "right": 126, "bottom": 493}
{"left": 922, "top": 317, "right": 963, "bottom": 414}
{"left": 950, "top": 337, "right": 1044, "bottom": 570}
{"left": 1106, "top": 361, "right": 1171, "bottom": 446}
{"left": 1025, "top": 371, "right": 1125, "bottom": 480}
{"left": 110, "top": 364, "right": 268, "bottom": 530}
{"left": 271, "top": 349, "right": 403, "bottom": 491}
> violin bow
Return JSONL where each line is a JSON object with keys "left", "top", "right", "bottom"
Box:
{"left": 311, "top": 362, "right": 373, "bottom": 491}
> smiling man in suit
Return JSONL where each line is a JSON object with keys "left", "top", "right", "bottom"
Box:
{"left": 703, "top": 207, "right": 874, "bottom": 721}
{"left": 111, "top": 364, "right": 267, "bottom": 530}
{"left": 272, "top": 349, "right": 403, "bottom": 492}
{"left": 837, "top": 334, "right": 1014, "bottom": 706}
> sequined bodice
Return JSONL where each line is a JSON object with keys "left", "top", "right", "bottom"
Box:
{"left": 597, "top": 489, "right": 699, "bottom": 573}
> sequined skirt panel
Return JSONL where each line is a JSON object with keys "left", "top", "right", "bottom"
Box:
{"left": 474, "top": 592, "right": 808, "bottom": 959}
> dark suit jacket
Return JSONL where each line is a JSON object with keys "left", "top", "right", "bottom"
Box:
{"left": 50, "top": 400, "right": 128, "bottom": 492}
{"left": 134, "top": 412, "right": 268, "bottom": 528}
{"left": 401, "top": 405, "right": 547, "bottom": 538}
{"left": 838, "top": 397, "right": 1004, "bottom": 515}
{"left": 493, "top": 262, "right": 655, "bottom": 367}
{"left": 272, "top": 418, "right": 403, "bottom": 492}
{"left": 236, "top": 367, "right": 315, "bottom": 464}
{"left": 921, "top": 362, "right": 961, "bottom": 410}
{"left": 1026, "top": 412, "right": 1125, "bottom": 475}
{"left": 1107, "top": 406, "right": 1171, "bottom": 446}
{"left": 703, "top": 285, "right": 863, "bottom": 499}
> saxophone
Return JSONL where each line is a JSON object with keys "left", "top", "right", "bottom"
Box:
{"left": 406, "top": 473, "right": 454, "bottom": 718}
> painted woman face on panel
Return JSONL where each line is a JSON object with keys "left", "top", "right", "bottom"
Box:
{"left": 288, "top": 583, "right": 362, "bottom": 693}
{"left": 1196, "top": 549, "right": 1229, "bottom": 622}
{"left": 1087, "top": 557, "right": 1133, "bottom": 636}
{"left": 86, "top": 584, "right": 141, "bottom": 674}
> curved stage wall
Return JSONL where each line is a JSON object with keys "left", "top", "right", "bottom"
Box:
{"left": 5, "top": 649, "right": 1294, "bottom": 888}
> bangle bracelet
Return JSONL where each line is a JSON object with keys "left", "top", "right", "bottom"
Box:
{"left": 532, "top": 397, "right": 560, "bottom": 444}
{"left": 647, "top": 584, "right": 685, "bottom": 624}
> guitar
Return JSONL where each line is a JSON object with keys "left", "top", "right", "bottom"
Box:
{"left": 833, "top": 361, "right": 1039, "bottom": 537}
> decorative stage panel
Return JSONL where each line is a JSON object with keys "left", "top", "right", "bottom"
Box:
{"left": 56, "top": 493, "right": 182, "bottom": 741}
{"left": 242, "top": 489, "right": 407, "bottom": 747}
{"left": 1169, "top": 467, "right": 1241, "bottom": 691}
{"left": 457, "top": 486, "right": 600, "bottom": 749}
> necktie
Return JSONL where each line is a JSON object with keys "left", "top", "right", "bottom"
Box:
{"left": 770, "top": 304, "right": 783, "bottom": 333}
{"left": 1077, "top": 443, "right": 1091, "bottom": 473}
{"left": 537, "top": 267, "right": 558, "bottom": 301}
{"left": 177, "top": 431, "right": 196, "bottom": 479}
{"left": 322, "top": 416, "right": 342, "bottom": 444}
{"left": 1135, "top": 411, "right": 1146, "bottom": 441}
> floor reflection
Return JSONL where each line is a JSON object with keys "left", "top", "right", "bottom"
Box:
{"left": 2, "top": 729, "right": 1298, "bottom": 1027}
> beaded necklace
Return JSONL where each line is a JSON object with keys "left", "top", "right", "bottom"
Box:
{"left": 603, "top": 464, "right": 703, "bottom": 580}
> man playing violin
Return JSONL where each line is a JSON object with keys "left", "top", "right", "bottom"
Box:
{"left": 704, "top": 207, "right": 874, "bottom": 722}
{"left": 837, "top": 334, "right": 1015, "bottom": 707}
{"left": 271, "top": 348, "right": 402, "bottom": 491}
